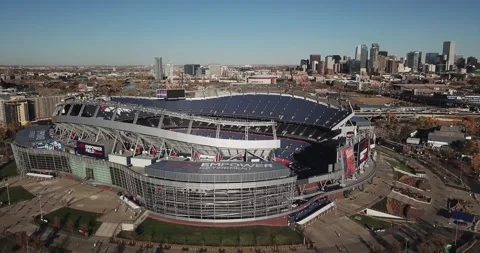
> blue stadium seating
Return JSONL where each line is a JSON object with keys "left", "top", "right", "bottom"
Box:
{"left": 112, "top": 94, "right": 351, "bottom": 129}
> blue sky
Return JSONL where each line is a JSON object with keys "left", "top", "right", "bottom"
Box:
{"left": 0, "top": 0, "right": 479, "bottom": 65}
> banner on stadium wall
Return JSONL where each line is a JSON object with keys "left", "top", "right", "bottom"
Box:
{"left": 167, "top": 89, "right": 186, "bottom": 99}
{"left": 76, "top": 141, "right": 106, "bottom": 159}
{"left": 156, "top": 89, "right": 167, "bottom": 99}
{"left": 343, "top": 146, "right": 356, "bottom": 176}
{"left": 358, "top": 138, "right": 370, "bottom": 166}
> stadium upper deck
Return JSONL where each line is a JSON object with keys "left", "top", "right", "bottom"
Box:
{"left": 111, "top": 93, "right": 353, "bottom": 131}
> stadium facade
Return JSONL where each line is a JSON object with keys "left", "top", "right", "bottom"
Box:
{"left": 11, "top": 93, "right": 375, "bottom": 226}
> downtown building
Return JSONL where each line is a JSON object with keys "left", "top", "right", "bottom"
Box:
{"left": 184, "top": 64, "right": 201, "bottom": 76}
{"left": 154, "top": 57, "right": 163, "bottom": 80}
{"left": 369, "top": 43, "right": 380, "bottom": 74}
{"left": 309, "top": 55, "right": 321, "bottom": 72}
{"left": 442, "top": 41, "right": 455, "bottom": 71}
{"left": 406, "top": 51, "right": 422, "bottom": 72}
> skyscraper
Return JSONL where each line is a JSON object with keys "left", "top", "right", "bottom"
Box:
{"left": 324, "top": 56, "right": 334, "bottom": 75}
{"left": 379, "top": 51, "right": 388, "bottom": 57}
{"left": 442, "top": 41, "right": 455, "bottom": 71}
{"left": 355, "top": 45, "right": 362, "bottom": 60}
{"left": 369, "top": 43, "right": 380, "bottom": 74}
{"left": 184, "top": 64, "right": 200, "bottom": 76}
{"left": 425, "top": 53, "right": 440, "bottom": 65}
{"left": 165, "top": 63, "right": 174, "bottom": 82}
{"left": 355, "top": 45, "right": 368, "bottom": 70}
{"left": 309, "top": 55, "right": 321, "bottom": 72}
{"left": 154, "top": 57, "right": 163, "bottom": 80}
{"left": 406, "top": 51, "right": 422, "bottom": 72}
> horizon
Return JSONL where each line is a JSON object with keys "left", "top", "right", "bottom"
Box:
{"left": 0, "top": 0, "right": 479, "bottom": 65}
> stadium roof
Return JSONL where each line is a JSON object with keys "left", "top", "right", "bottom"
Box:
{"left": 145, "top": 161, "right": 292, "bottom": 183}
{"left": 15, "top": 125, "right": 54, "bottom": 147}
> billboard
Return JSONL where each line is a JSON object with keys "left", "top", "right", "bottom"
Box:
{"left": 356, "top": 138, "right": 370, "bottom": 166}
{"left": 167, "top": 89, "right": 186, "bottom": 99}
{"left": 343, "top": 147, "right": 356, "bottom": 176}
{"left": 76, "top": 141, "right": 106, "bottom": 159}
{"left": 156, "top": 89, "right": 167, "bottom": 99}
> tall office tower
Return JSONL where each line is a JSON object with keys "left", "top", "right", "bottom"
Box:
{"left": 378, "top": 55, "right": 387, "bottom": 74}
{"left": 442, "top": 41, "right": 455, "bottom": 71}
{"left": 165, "top": 63, "right": 174, "bottom": 82}
{"left": 355, "top": 44, "right": 368, "bottom": 70}
{"left": 454, "top": 54, "right": 464, "bottom": 63}
{"left": 184, "top": 64, "right": 200, "bottom": 76}
{"left": 369, "top": 43, "right": 380, "bottom": 74}
{"left": 379, "top": 51, "right": 388, "bottom": 57}
{"left": 317, "top": 61, "right": 324, "bottom": 75}
{"left": 154, "top": 57, "right": 163, "bottom": 80}
{"left": 349, "top": 59, "right": 361, "bottom": 74}
{"left": 331, "top": 55, "right": 341, "bottom": 63}
{"left": 467, "top": 57, "right": 478, "bottom": 65}
{"left": 355, "top": 45, "right": 362, "bottom": 60}
{"left": 406, "top": 51, "right": 422, "bottom": 72}
{"left": 386, "top": 59, "right": 399, "bottom": 74}
{"left": 425, "top": 53, "right": 440, "bottom": 65}
{"left": 324, "top": 56, "right": 334, "bottom": 75}
{"left": 300, "top": 59, "right": 309, "bottom": 68}
{"left": 309, "top": 55, "right": 321, "bottom": 72}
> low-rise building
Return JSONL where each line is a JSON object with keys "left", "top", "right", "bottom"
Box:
{"left": 427, "top": 125, "right": 470, "bottom": 147}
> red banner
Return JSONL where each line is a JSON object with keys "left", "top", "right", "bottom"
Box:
{"left": 343, "top": 147, "right": 356, "bottom": 176}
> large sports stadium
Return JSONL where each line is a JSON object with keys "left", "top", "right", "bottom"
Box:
{"left": 11, "top": 92, "right": 376, "bottom": 226}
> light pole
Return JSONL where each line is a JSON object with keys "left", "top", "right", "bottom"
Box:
{"left": 3, "top": 178, "right": 10, "bottom": 205}
{"left": 38, "top": 194, "right": 43, "bottom": 221}
{"left": 404, "top": 238, "right": 408, "bottom": 253}
{"left": 454, "top": 222, "right": 459, "bottom": 246}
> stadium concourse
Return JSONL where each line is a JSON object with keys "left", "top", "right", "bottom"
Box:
{"left": 10, "top": 93, "right": 376, "bottom": 227}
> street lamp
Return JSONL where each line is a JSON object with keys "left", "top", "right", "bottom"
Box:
{"left": 2, "top": 178, "right": 10, "bottom": 205}
{"left": 404, "top": 238, "right": 409, "bottom": 253}
{"left": 454, "top": 222, "right": 459, "bottom": 246}
{"left": 38, "top": 194, "right": 43, "bottom": 222}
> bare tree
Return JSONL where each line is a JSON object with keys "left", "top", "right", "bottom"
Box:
{"left": 390, "top": 240, "right": 401, "bottom": 253}
{"left": 53, "top": 216, "right": 61, "bottom": 231}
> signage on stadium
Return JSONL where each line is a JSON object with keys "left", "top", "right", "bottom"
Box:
{"left": 76, "top": 141, "right": 106, "bottom": 159}
{"left": 199, "top": 163, "right": 273, "bottom": 171}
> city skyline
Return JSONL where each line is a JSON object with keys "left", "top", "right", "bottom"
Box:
{"left": 0, "top": 0, "right": 479, "bottom": 65}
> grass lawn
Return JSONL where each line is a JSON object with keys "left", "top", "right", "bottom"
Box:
{"left": 0, "top": 185, "right": 35, "bottom": 204}
{"left": 385, "top": 158, "right": 415, "bottom": 174}
{"left": 38, "top": 207, "right": 102, "bottom": 235}
{"left": 351, "top": 215, "right": 393, "bottom": 230}
{"left": 0, "top": 161, "right": 18, "bottom": 180}
{"left": 118, "top": 218, "right": 303, "bottom": 246}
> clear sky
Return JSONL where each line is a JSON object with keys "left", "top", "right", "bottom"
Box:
{"left": 0, "top": 0, "right": 479, "bottom": 66}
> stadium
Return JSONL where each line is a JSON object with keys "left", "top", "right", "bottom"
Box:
{"left": 11, "top": 91, "right": 376, "bottom": 226}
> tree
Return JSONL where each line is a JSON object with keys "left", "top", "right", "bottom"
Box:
{"left": 1, "top": 246, "right": 12, "bottom": 253}
{"left": 390, "top": 240, "right": 401, "bottom": 253}
{"left": 65, "top": 221, "right": 74, "bottom": 234}
{"left": 79, "top": 224, "right": 89, "bottom": 236}
{"left": 32, "top": 236, "right": 43, "bottom": 252}
{"left": 472, "top": 155, "right": 480, "bottom": 171}
{"left": 373, "top": 245, "right": 384, "bottom": 253}
{"left": 15, "top": 232, "right": 27, "bottom": 249}
{"left": 52, "top": 216, "right": 61, "bottom": 231}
